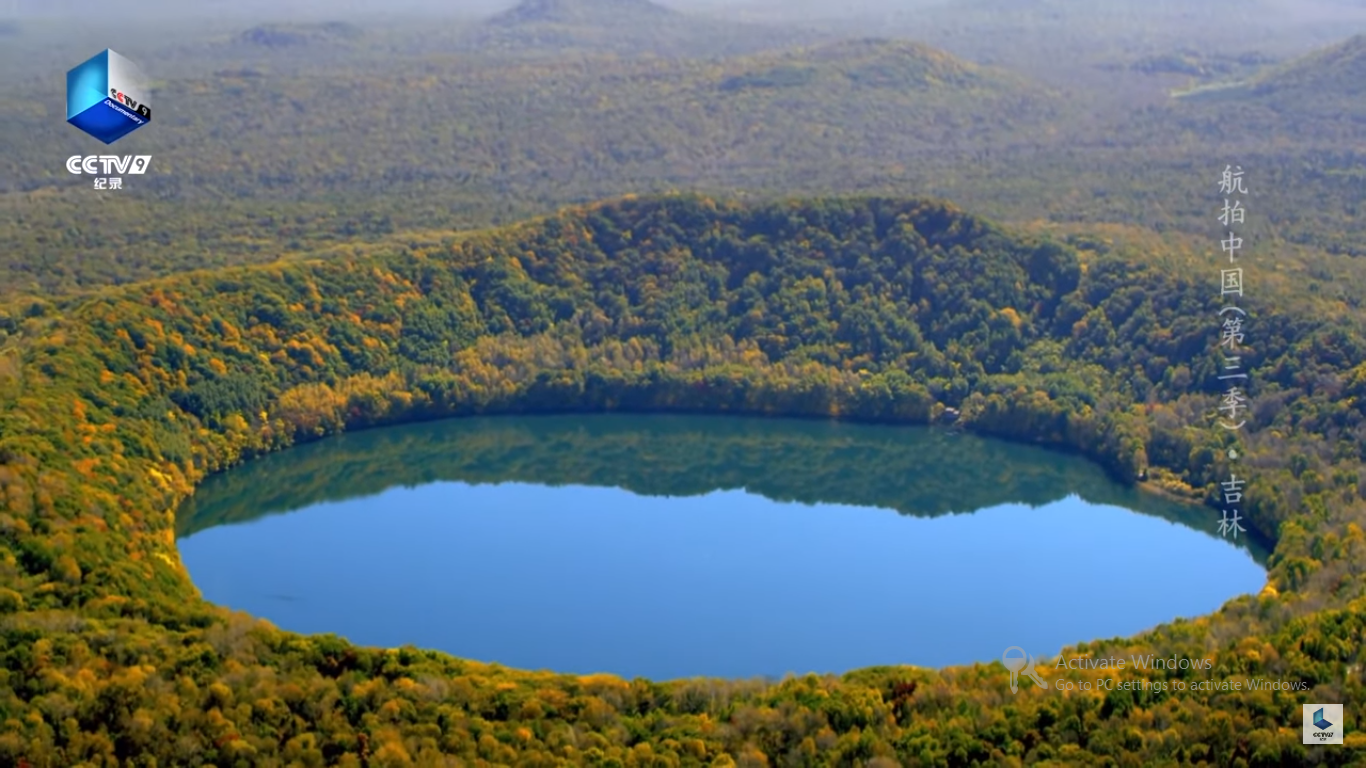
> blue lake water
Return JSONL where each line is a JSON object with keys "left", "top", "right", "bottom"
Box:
{"left": 176, "top": 414, "right": 1269, "bottom": 680}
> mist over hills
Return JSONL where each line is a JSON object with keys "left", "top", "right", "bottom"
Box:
{"left": 860, "top": 0, "right": 1366, "bottom": 101}
{"left": 0, "top": 29, "right": 1068, "bottom": 293}
{"left": 1244, "top": 31, "right": 1366, "bottom": 97}
{"left": 3, "top": 34, "right": 1058, "bottom": 199}
{"left": 487, "top": 0, "right": 677, "bottom": 25}
{"left": 6, "top": 4, "right": 1366, "bottom": 291}
{"left": 467, "top": 0, "right": 824, "bottom": 56}
{"left": 899, "top": 0, "right": 1366, "bottom": 32}
{"left": 1162, "top": 32, "right": 1366, "bottom": 145}
{"left": 233, "top": 21, "right": 365, "bottom": 47}
{"left": 69, "top": 35, "right": 1052, "bottom": 180}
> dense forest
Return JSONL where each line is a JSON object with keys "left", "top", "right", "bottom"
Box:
{"left": 1, "top": 195, "right": 1364, "bottom": 764}
{"left": 7, "top": 18, "right": 1366, "bottom": 299}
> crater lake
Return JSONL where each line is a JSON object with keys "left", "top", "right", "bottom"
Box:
{"left": 176, "top": 414, "right": 1269, "bottom": 680}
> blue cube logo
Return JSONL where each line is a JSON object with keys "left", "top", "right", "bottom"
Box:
{"left": 67, "top": 49, "right": 152, "bottom": 144}
{"left": 1303, "top": 703, "right": 1343, "bottom": 745}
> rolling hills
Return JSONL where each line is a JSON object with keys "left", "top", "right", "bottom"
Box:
{"left": 0, "top": 35, "right": 1060, "bottom": 298}
{"left": 1252, "top": 30, "right": 1366, "bottom": 93}
{"left": 1177, "top": 31, "right": 1366, "bottom": 110}
{"left": 4, "top": 18, "right": 1366, "bottom": 294}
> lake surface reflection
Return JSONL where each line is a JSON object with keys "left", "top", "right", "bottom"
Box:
{"left": 177, "top": 414, "right": 1268, "bottom": 680}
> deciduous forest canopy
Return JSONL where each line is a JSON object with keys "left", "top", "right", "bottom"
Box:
{"left": 3, "top": 0, "right": 1366, "bottom": 763}
{"left": 6, "top": 3, "right": 1366, "bottom": 297}
{"left": 2, "top": 195, "right": 1366, "bottom": 764}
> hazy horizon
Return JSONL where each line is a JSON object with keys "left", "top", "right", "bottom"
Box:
{"left": 7, "top": 0, "right": 1366, "bottom": 51}
{"left": 5, "top": 0, "right": 1363, "bottom": 24}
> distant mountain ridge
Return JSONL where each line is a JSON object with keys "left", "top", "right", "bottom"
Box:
{"left": 233, "top": 21, "right": 363, "bottom": 48}
{"left": 752, "top": 38, "right": 1006, "bottom": 90}
{"left": 1245, "top": 32, "right": 1366, "bottom": 96}
{"left": 487, "top": 0, "right": 678, "bottom": 26}
{"left": 706, "top": 38, "right": 1043, "bottom": 113}
{"left": 469, "top": 0, "right": 823, "bottom": 57}
{"left": 1171, "top": 32, "right": 1366, "bottom": 129}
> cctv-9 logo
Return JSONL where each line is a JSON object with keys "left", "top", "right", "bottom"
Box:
{"left": 66, "top": 155, "right": 152, "bottom": 175}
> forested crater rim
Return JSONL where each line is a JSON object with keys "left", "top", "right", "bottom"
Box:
{"left": 3, "top": 193, "right": 1354, "bottom": 695}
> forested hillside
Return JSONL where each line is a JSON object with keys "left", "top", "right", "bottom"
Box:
{"left": 8, "top": 20, "right": 1366, "bottom": 301}
{"left": 0, "top": 34, "right": 1060, "bottom": 298}
{"left": 1, "top": 196, "right": 1364, "bottom": 764}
